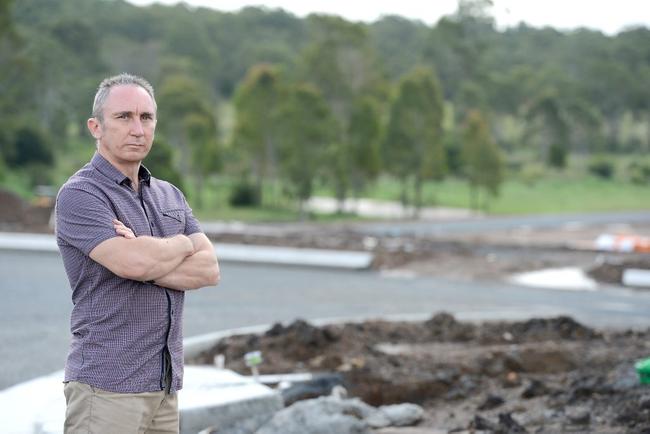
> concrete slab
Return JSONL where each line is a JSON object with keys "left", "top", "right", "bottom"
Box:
{"left": 180, "top": 367, "right": 283, "bottom": 434}
{"left": 0, "top": 367, "right": 283, "bottom": 434}
{"left": 0, "top": 232, "right": 373, "bottom": 269}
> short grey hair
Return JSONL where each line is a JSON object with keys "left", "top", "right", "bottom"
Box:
{"left": 92, "top": 73, "right": 157, "bottom": 122}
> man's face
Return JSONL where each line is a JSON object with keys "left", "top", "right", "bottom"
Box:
{"left": 88, "top": 84, "right": 157, "bottom": 167}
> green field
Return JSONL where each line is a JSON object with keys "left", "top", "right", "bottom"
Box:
{"left": 191, "top": 173, "right": 649, "bottom": 221}
{"left": 3, "top": 152, "right": 649, "bottom": 222}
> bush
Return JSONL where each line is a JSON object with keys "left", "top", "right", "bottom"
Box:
{"left": 7, "top": 125, "right": 53, "bottom": 167}
{"left": 519, "top": 163, "right": 546, "bottom": 187}
{"left": 547, "top": 143, "right": 567, "bottom": 169}
{"left": 587, "top": 157, "right": 615, "bottom": 179}
{"left": 628, "top": 161, "right": 650, "bottom": 185}
{"left": 229, "top": 182, "right": 261, "bottom": 207}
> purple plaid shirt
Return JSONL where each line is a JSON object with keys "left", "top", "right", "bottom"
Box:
{"left": 55, "top": 152, "right": 201, "bottom": 393}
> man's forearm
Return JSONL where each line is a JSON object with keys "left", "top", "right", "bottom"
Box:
{"left": 116, "top": 234, "right": 195, "bottom": 282}
{"left": 153, "top": 249, "right": 220, "bottom": 290}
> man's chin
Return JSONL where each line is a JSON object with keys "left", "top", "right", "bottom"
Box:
{"left": 124, "top": 148, "right": 150, "bottom": 159}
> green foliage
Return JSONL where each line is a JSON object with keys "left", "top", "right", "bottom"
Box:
{"left": 3, "top": 0, "right": 650, "bottom": 218}
{"left": 301, "top": 15, "right": 384, "bottom": 124}
{"left": 231, "top": 63, "right": 282, "bottom": 201}
{"left": 228, "top": 181, "right": 261, "bottom": 207}
{"left": 526, "top": 90, "right": 569, "bottom": 168}
{"left": 461, "top": 110, "right": 504, "bottom": 209}
{"left": 144, "top": 138, "right": 185, "bottom": 192}
{"left": 347, "top": 97, "right": 382, "bottom": 187}
{"left": 0, "top": 154, "right": 6, "bottom": 182}
{"left": 587, "top": 156, "right": 615, "bottom": 179}
{"left": 548, "top": 142, "right": 567, "bottom": 169}
{"left": 157, "top": 73, "right": 220, "bottom": 207}
{"left": 276, "top": 83, "right": 335, "bottom": 211}
{"left": 518, "top": 163, "right": 546, "bottom": 187}
{"left": 369, "top": 16, "right": 428, "bottom": 81}
{"left": 6, "top": 124, "right": 53, "bottom": 168}
{"left": 628, "top": 161, "right": 650, "bottom": 185}
{"left": 383, "top": 66, "right": 446, "bottom": 208}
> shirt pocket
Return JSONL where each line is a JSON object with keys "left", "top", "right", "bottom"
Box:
{"left": 160, "top": 208, "right": 186, "bottom": 236}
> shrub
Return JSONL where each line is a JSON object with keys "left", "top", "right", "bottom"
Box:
{"left": 229, "top": 182, "right": 260, "bottom": 207}
{"left": 519, "top": 163, "right": 546, "bottom": 187}
{"left": 587, "top": 157, "right": 615, "bottom": 179}
{"left": 628, "top": 161, "right": 650, "bottom": 185}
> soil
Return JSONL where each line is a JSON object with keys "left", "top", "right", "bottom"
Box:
{"left": 195, "top": 221, "right": 650, "bottom": 432}
{"left": 208, "top": 221, "right": 650, "bottom": 286}
{"left": 188, "top": 314, "right": 650, "bottom": 434}
{"left": 0, "top": 189, "right": 53, "bottom": 233}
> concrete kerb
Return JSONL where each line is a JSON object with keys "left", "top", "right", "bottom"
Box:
{"left": 0, "top": 232, "right": 374, "bottom": 270}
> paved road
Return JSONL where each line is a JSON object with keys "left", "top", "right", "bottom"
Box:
{"left": 2, "top": 249, "right": 650, "bottom": 390}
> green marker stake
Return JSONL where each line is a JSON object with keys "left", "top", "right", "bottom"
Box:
{"left": 635, "top": 357, "right": 650, "bottom": 385}
{"left": 245, "top": 351, "right": 263, "bottom": 381}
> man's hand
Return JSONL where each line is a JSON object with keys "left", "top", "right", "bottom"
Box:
{"left": 152, "top": 233, "right": 220, "bottom": 290}
{"left": 113, "top": 219, "right": 136, "bottom": 239}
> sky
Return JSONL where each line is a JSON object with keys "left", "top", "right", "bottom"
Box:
{"left": 126, "top": 0, "right": 650, "bottom": 35}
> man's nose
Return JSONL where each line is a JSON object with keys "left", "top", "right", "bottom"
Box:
{"left": 130, "top": 118, "right": 145, "bottom": 136}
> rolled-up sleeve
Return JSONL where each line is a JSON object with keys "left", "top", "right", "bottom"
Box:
{"left": 56, "top": 186, "right": 118, "bottom": 256}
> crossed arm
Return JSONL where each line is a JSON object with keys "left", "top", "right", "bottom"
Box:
{"left": 89, "top": 219, "right": 220, "bottom": 291}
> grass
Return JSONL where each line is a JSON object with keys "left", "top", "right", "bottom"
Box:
{"left": 3, "top": 151, "right": 649, "bottom": 222}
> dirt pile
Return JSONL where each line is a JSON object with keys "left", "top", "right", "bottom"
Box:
{"left": 588, "top": 256, "right": 650, "bottom": 285}
{"left": 0, "top": 188, "right": 53, "bottom": 232}
{"left": 189, "top": 313, "right": 650, "bottom": 433}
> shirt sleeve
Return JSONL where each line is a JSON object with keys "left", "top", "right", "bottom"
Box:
{"left": 55, "top": 186, "right": 118, "bottom": 256}
{"left": 183, "top": 198, "right": 202, "bottom": 236}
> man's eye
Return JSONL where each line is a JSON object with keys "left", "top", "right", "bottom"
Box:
{"left": 117, "top": 114, "right": 129, "bottom": 119}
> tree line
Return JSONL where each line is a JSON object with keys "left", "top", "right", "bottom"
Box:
{"left": 1, "top": 0, "right": 649, "bottom": 213}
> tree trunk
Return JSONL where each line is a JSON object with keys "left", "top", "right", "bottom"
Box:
{"left": 400, "top": 177, "right": 409, "bottom": 219}
{"left": 413, "top": 176, "right": 423, "bottom": 219}
{"left": 469, "top": 183, "right": 479, "bottom": 211}
{"left": 195, "top": 174, "right": 204, "bottom": 210}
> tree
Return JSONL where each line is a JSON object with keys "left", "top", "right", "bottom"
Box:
{"left": 144, "top": 138, "right": 185, "bottom": 192}
{"left": 7, "top": 124, "right": 53, "bottom": 168}
{"left": 461, "top": 110, "right": 503, "bottom": 211}
{"left": 525, "top": 90, "right": 569, "bottom": 168}
{"left": 231, "top": 63, "right": 282, "bottom": 204}
{"left": 300, "top": 15, "right": 386, "bottom": 205}
{"left": 422, "top": 0, "right": 496, "bottom": 103}
{"left": 383, "top": 66, "right": 446, "bottom": 214}
{"left": 275, "top": 83, "right": 335, "bottom": 218}
{"left": 186, "top": 112, "right": 220, "bottom": 208}
{"left": 322, "top": 96, "right": 382, "bottom": 213}
{"left": 347, "top": 96, "right": 382, "bottom": 199}
{"left": 157, "top": 74, "right": 220, "bottom": 206}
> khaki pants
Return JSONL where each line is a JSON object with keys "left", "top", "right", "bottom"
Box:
{"left": 63, "top": 381, "right": 179, "bottom": 434}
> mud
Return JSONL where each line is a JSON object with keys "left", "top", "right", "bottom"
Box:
{"left": 188, "top": 314, "right": 650, "bottom": 433}
{"left": 207, "top": 223, "right": 650, "bottom": 287}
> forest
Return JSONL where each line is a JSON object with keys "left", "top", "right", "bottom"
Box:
{"left": 1, "top": 0, "right": 649, "bottom": 218}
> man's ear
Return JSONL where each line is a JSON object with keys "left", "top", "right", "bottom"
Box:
{"left": 87, "top": 117, "right": 102, "bottom": 139}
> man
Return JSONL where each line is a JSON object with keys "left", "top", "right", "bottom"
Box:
{"left": 56, "top": 73, "right": 220, "bottom": 433}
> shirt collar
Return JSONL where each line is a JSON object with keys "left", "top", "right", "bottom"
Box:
{"left": 91, "top": 152, "right": 152, "bottom": 187}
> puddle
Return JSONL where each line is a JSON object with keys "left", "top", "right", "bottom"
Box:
{"left": 510, "top": 267, "right": 597, "bottom": 291}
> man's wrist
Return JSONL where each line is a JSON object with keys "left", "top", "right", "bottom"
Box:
{"left": 173, "top": 234, "right": 195, "bottom": 256}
